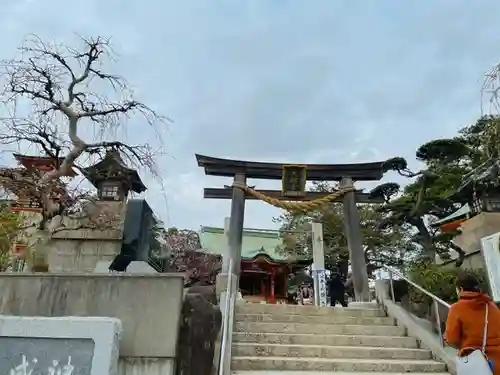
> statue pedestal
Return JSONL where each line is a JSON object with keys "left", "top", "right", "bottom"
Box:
{"left": 48, "top": 229, "right": 123, "bottom": 272}
{"left": 47, "top": 201, "right": 126, "bottom": 273}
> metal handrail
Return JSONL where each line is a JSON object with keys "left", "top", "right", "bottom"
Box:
{"left": 382, "top": 265, "right": 451, "bottom": 346}
{"left": 219, "top": 259, "right": 236, "bottom": 375}
{"left": 383, "top": 265, "right": 451, "bottom": 308}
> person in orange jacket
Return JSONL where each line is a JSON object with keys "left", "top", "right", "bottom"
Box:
{"left": 445, "top": 272, "right": 500, "bottom": 374}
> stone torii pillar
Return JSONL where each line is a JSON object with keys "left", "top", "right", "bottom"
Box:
{"left": 227, "top": 173, "right": 246, "bottom": 278}
{"left": 340, "top": 177, "right": 370, "bottom": 302}
{"left": 217, "top": 173, "right": 247, "bottom": 305}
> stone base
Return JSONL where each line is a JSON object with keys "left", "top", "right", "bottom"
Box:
{"left": 215, "top": 273, "right": 228, "bottom": 298}
{"left": 0, "top": 316, "right": 122, "bottom": 375}
{"left": 216, "top": 273, "right": 238, "bottom": 318}
{"left": 215, "top": 273, "right": 238, "bottom": 299}
{"left": 48, "top": 239, "right": 122, "bottom": 273}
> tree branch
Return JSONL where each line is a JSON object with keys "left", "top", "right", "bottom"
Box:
{"left": 0, "top": 34, "right": 169, "bottom": 231}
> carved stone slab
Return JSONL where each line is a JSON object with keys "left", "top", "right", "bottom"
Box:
{"left": 0, "top": 316, "right": 122, "bottom": 375}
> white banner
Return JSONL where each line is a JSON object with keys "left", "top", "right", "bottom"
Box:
{"left": 312, "top": 269, "right": 328, "bottom": 307}
{"left": 480, "top": 232, "right": 500, "bottom": 302}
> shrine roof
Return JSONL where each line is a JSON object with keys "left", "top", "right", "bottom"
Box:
{"left": 13, "top": 153, "right": 77, "bottom": 176}
{"left": 430, "top": 204, "right": 471, "bottom": 228}
{"left": 196, "top": 154, "right": 386, "bottom": 181}
{"left": 199, "top": 226, "right": 311, "bottom": 263}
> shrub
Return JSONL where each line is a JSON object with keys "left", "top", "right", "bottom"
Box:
{"left": 407, "top": 263, "right": 487, "bottom": 305}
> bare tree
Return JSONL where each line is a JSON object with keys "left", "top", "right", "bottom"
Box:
{"left": 483, "top": 63, "right": 500, "bottom": 115}
{"left": 0, "top": 34, "right": 168, "bottom": 229}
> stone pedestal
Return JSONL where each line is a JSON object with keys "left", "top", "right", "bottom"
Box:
{"left": 215, "top": 273, "right": 238, "bottom": 314}
{"left": 46, "top": 201, "right": 126, "bottom": 273}
{"left": 49, "top": 229, "right": 123, "bottom": 272}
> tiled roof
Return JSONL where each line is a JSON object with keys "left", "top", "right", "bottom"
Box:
{"left": 199, "top": 226, "right": 309, "bottom": 262}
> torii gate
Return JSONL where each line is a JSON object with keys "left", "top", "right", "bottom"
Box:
{"left": 196, "top": 154, "right": 387, "bottom": 302}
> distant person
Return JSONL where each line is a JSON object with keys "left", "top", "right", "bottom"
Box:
{"left": 328, "top": 268, "right": 348, "bottom": 307}
{"left": 445, "top": 272, "right": 500, "bottom": 375}
{"left": 298, "top": 283, "right": 313, "bottom": 305}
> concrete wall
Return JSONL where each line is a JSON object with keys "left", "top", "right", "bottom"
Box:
{"left": 439, "top": 250, "right": 485, "bottom": 271}
{"left": 436, "top": 212, "right": 498, "bottom": 271}
{"left": 0, "top": 273, "right": 184, "bottom": 375}
{"left": 453, "top": 212, "right": 500, "bottom": 254}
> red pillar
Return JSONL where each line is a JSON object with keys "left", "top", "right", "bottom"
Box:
{"left": 270, "top": 271, "right": 276, "bottom": 304}
{"left": 283, "top": 273, "right": 287, "bottom": 300}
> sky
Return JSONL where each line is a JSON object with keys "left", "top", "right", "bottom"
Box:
{"left": 1, "top": 1, "right": 500, "bottom": 231}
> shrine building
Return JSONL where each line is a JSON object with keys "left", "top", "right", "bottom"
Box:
{"left": 2, "top": 154, "right": 77, "bottom": 259}
{"left": 199, "top": 226, "right": 310, "bottom": 304}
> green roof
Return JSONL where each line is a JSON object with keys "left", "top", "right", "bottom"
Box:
{"left": 199, "top": 226, "right": 308, "bottom": 263}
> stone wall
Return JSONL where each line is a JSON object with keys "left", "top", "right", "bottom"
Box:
{"left": 439, "top": 250, "right": 485, "bottom": 271}
{"left": 0, "top": 273, "right": 184, "bottom": 375}
{"left": 176, "top": 293, "right": 221, "bottom": 375}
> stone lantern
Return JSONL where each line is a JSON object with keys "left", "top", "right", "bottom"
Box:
{"left": 82, "top": 150, "right": 146, "bottom": 201}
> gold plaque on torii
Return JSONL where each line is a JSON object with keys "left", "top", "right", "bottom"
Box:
{"left": 282, "top": 165, "right": 307, "bottom": 198}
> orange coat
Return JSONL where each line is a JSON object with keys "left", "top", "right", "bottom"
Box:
{"left": 445, "top": 291, "right": 500, "bottom": 375}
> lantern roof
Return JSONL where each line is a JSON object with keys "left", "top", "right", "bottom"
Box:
{"left": 82, "top": 150, "right": 146, "bottom": 193}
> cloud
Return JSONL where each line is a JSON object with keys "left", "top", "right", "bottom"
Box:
{"left": 1, "top": 0, "right": 500, "bottom": 230}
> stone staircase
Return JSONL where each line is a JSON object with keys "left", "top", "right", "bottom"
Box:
{"left": 231, "top": 302, "right": 450, "bottom": 374}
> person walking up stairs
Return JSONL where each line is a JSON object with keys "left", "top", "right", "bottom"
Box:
{"left": 230, "top": 302, "right": 450, "bottom": 374}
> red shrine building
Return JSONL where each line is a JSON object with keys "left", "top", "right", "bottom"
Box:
{"left": 199, "top": 226, "right": 310, "bottom": 304}
{"left": 1, "top": 153, "right": 76, "bottom": 258}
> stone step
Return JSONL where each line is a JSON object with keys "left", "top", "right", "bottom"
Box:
{"left": 235, "top": 322, "right": 406, "bottom": 336}
{"left": 232, "top": 343, "right": 432, "bottom": 360}
{"left": 348, "top": 301, "right": 380, "bottom": 308}
{"left": 236, "top": 304, "right": 384, "bottom": 317}
{"left": 233, "top": 332, "right": 418, "bottom": 348}
{"left": 231, "top": 357, "right": 447, "bottom": 372}
{"left": 235, "top": 313, "right": 395, "bottom": 325}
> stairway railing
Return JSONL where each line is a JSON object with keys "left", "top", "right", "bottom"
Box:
{"left": 381, "top": 265, "right": 451, "bottom": 347}
{"left": 218, "top": 258, "right": 237, "bottom": 375}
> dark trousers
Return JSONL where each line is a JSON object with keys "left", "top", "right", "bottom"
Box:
{"left": 330, "top": 293, "right": 348, "bottom": 307}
